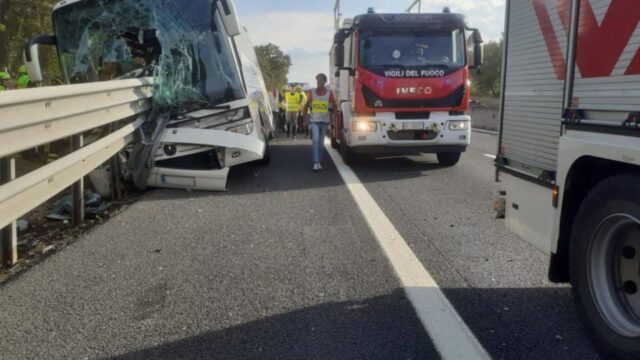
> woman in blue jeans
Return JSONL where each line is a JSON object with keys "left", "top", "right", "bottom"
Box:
{"left": 302, "top": 73, "right": 338, "bottom": 171}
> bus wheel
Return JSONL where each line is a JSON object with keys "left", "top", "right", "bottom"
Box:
{"left": 436, "top": 152, "right": 461, "bottom": 166}
{"left": 258, "top": 139, "right": 271, "bottom": 166}
{"left": 570, "top": 175, "right": 640, "bottom": 360}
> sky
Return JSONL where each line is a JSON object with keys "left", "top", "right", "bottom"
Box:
{"left": 235, "top": 0, "right": 506, "bottom": 85}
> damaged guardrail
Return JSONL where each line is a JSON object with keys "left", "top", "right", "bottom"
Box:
{"left": 0, "top": 78, "right": 153, "bottom": 267}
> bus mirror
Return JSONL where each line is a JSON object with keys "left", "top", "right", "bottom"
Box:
{"left": 216, "top": 0, "right": 241, "bottom": 37}
{"left": 23, "top": 35, "right": 57, "bottom": 83}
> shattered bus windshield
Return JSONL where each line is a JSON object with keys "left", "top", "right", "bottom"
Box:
{"left": 53, "top": 0, "right": 245, "bottom": 108}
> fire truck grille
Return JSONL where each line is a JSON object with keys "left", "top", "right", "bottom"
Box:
{"left": 363, "top": 85, "right": 465, "bottom": 109}
{"left": 395, "top": 112, "right": 431, "bottom": 120}
{"left": 387, "top": 130, "right": 438, "bottom": 141}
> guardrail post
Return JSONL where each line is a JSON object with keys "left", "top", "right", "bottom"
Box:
{"left": 0, "top": 157, "right": 17, "bottom": 267}
{"left": 109, "top": 123, "right": 123, "bottom": 200}
{"left": 72, "top": 134, "right": 84, "bottom": 226}
{"left": 110, "top": 156, "right": 123, "bottom": 200}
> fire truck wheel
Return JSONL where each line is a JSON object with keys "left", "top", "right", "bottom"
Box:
{"left": 436, "top": 152, "right": 461, "bottom": 166}
{"left": 340, "top": 140, "right": 356, "bottom": 165}
{"left": 570, "top": 175, "right": 640, "bottom": 360}
{"left": 330, "top": 134, "right": 339, "bottom": 149}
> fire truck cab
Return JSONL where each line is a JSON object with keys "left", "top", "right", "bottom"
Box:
{"left": 329, "top": 9, "right": 484, "bottom": 165}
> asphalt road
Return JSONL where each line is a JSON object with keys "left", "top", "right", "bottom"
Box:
{"left": 0, "top": 131, "right": 600, "bottom": 359}
{"left": 350, "top": 132, "right": 600, "bottom": 359}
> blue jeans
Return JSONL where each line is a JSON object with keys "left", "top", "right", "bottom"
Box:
{"left": 310, "top": 122, "right": 329, "bottom": 163}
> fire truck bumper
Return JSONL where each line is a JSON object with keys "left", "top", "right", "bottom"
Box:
{"left": 350, "top": 144, "right": 467, "bottom": 155}
{"left": 344, "top": 112, "right": 471, "bottom": 154}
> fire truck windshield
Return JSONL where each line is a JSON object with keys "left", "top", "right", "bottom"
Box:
{"left": 53, "top": 0, "right": 245, "bottom": 109}
{"left": 360, "top": 29, "right": 466, "bottom": 74}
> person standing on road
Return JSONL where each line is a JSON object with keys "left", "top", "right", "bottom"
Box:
{"left": 16, "top": 65, "right": 31, "bottom": 89}
{"left": 285, "top": 84, "right": 304, "bottom": 139}
{"left": 295, "top": 85, "right": 308, "bottom": 136}
{"left": 303, "top": 73, "right": 337, "bottom": 171}
{"left": 278, "top": 85, "right": 289, "bottom": 133}
{"left": 0, "top": 71, "right": 11, "bottom": 92}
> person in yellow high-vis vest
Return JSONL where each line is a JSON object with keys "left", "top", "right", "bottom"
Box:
{"left": 278, "top": 85, "right": 289, "bottom": 133}
{"left": 0, "top": 71, "right": 11, "bottom": 92}
{"left": 285, "top": 84, "right": 304, "bottom": 138}
{"left": 303, "top": 73, "right": 337, "bottom": 171}
{"left": 295, "top": 85, "right": 308, "bottom": 136}
{"left": 16, "top": 66, "right": 30, "bottom": 89}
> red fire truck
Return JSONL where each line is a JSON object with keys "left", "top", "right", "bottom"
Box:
{"left": 329, "top": 6, "right": 484, "bottom": 165}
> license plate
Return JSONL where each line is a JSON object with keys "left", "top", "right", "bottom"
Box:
{"left": 403, "top": 122, "right": 424, "bottom": 130}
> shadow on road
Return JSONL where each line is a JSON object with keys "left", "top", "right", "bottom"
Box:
{"left": 107, "top": 289, "right": 440, "bottom": 360}
{"left": 440, "top": 286, "right": 600, "bottom": 360}
{"left": 103, "top": 286, "right": 601, "bottom": 360}
{"left": 138, "top": 143, "right": 449, "bottom": 202}
{"left": 348, "top": 154, "right": 447, "bottom": 184}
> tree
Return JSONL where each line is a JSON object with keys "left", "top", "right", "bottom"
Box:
{"left": 0, "top": 0, "right": 61, "bottom": 84}
{"left": 254, "top": 43, "right": 291, "bottom": 92}
{"left": 470, "top": 39, "right": 503, "bottom": 98}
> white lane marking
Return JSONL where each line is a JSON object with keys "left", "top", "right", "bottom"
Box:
{"left": 484, "top": 153, "right": 497, "bottom": 160}
{"left": 324, "top": 139, "right": 490, "bottom": 360}
{"left": 472, "top": 128, "right": 498, "bottom": 135}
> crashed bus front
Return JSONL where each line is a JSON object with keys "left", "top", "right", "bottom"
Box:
{"left": 26, "top": 0, "right": 272, "bottom": 191}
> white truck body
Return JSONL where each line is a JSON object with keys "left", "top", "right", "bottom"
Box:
{"left": 498, "top": 0, "right": 640, "bottom": 357}
{"left": 499, "top": 0, "right": 640, "bottom": 265}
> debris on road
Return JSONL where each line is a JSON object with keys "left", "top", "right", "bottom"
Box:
{"left": 41, "top": 245, "right": 56, "bottom": 255}
{"left": 16, "top": 219, "right": 29, "bottom": 232}
{"left": 1, "top": 188, "right": 144, "bottom": 285}
{"left": 47, "top": 191, "right": 110, "bottom": 221}
{"left": 47, "top": 195, "right": 73, "bottom": 221}
{"left": 87, "top": 165, "right": 112, "bottom": 197}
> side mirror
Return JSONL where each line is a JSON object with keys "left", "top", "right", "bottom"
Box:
{"left": 23, "top": 35, "right": 57, "bottom": 83}
{"left": 472, "top": 29, "right": 484, "bottom": 45}
{"left": 216, "top": 0, "right": 241, "bottom": 37}
{"left": 473, "top": 42, "right": 484, "bottom": 67}
{"left": 467, "top": 29, "right": 484, "bottom": 69}
{"left": 333, "top": 30, "right": 349, "bottom": 70}
{"left": 334, "top": 43, "right": 345, "bottom": 69}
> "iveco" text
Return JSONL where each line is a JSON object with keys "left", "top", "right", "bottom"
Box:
{"left": 396, "top": 87, "right": 433, "bottom": 95}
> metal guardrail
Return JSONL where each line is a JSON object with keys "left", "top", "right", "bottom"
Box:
{"left": 0, "top": 78, "right": 153, "bottom": 266}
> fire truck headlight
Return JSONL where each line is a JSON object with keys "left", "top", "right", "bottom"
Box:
{"left": 448, "top": 120, "right": 469, "bottom": 131}
{"left": 351, "top": 120, "right": 377, "bottom": 132}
